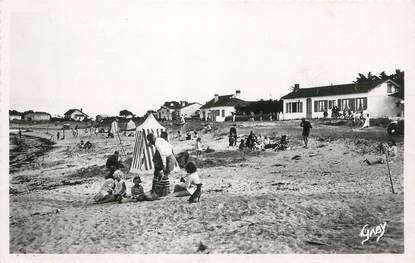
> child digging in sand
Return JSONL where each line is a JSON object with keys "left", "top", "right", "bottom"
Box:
{"left": 173, "top": 162, "right": 202, "bottom": 203}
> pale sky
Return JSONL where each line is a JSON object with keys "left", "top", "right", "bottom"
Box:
{"left": 8, "top": 0, "right": 415, "bottom": 117}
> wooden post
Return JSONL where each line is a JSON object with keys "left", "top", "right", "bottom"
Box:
{"left": 385, "top": 151, "right": 395, "bottom": 194}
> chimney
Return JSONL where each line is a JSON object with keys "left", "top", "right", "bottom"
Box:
{"left": 293, "top": 84, "right": 300, "bottom": 92}
{"left": 80, "top": 108, "right": 83, "bottom": 112}
{"left": 214, "top": 94, "right": 219, "bottom": 103}
{"left": 235, "top": 90, "right": 241, "bottom": 99}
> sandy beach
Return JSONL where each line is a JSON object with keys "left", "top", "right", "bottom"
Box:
{"left": 9, "top": 120, "right": 404, "bottom": 253}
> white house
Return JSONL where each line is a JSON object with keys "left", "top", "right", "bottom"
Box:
{"left": 64, "top": 109, "right": 89, "bottom": 121}
{"left": 9, "top": 110, "right": 22, "bottom": 121}
{"left": 199, "top": 90, "right": 249, "bottom": 122}
{"left": 176, "top": 102, "right": 202, "bottom": 119}
{"left": 280, "top": 80, "right": 403, "bottom": 120}
{"left": 23, "top": 111, "right": 51, "bottom": 121}
{"left": 157, "top": 101, "right": 186, "bottom": 120}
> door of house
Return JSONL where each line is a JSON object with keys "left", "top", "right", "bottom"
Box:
{"left": 306, "top": 98, "right": 312, "bottom": 119}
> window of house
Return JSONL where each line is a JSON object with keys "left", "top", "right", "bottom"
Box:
{"left": 341, "top": 99, "right": 350, "bottom": 110}
{"left": 314, "top": 100, "right": 327, "bottom": 112}
{"left": 286, "top": 102, "right": 303, "bottom": 113}
{"left": 387, "top": 83, "right": 393, "bottom": 93}
{"left": 355, "top": 97, "right": 367, "bottom": 111}
{"left": 328, "top": 100, "right": 336, "bottom": 109}
{"left": 221, "top": 109, "right": 225, "bottom": 117}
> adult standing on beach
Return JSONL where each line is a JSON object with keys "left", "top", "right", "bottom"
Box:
{"left": 300, "top": 118, "right": 312, "bottom": 149}
{"left": 229, "top": 124, "right": 237, "bottom": 147}
{"left": 147, "top": 133, "right": 176, "bottom": 197}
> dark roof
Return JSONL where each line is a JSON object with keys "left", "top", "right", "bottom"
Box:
{"left": 280, "top": 80, "right": 387, "bottom": 100}
{"left": 64, "top": 109, "right": 88, "bottom": 117}
{"left": 162, "top": 101, "right": 186, "bottom": 110}
{"left": 200, "top": 95, "right": 249, "bottom": 109}
{"left": 24, "top": 111, "right": 51, "bottom": 116}
{"left": 9, "top": 110, "right": 22, "bottom": 116}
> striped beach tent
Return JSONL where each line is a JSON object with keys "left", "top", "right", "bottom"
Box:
{"left": 130, "top": 114, "right": 179, "bottom": 173}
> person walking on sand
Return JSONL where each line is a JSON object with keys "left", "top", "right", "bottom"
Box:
{"left": 195, "top": 137, "right": 202, "bottom": 157}
{"left": 229, "top": 124, "right": 237, "bottom": 147}
{"left": 300, "top": 118, "right": 312, "bottom": 148}
{"left": 147, "top": 133, "right": 176, "bottom": 197}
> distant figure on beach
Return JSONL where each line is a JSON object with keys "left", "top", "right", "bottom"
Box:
{"left": 147, "top": 133, "right": 176, "bottom": 197}
{"left": 362, "top": 114, "right": 370, "bottom": 128}
{"left": 57, "top": 131, "right": 60, "bottom": 140}
{"left": 105, "top": 151, "right": 123, "bottom": 179}
{"left": 246, "top": 131, "right": 258, "bottom": 149}
{"left": 300, "top": 118, "right": 312, "bottom": 148}
{"left": 195, "top": 137, "right": 202, "bottom": 157}
{"left": 186, "top": 131, "right": 192, "bottom": 140}
{"left": 239, "top": 139, "right": 246, "bottom": 150}
{"left": 229, "top": 124, "right": 237, "bottom": 147}
{"left": 173, "top": 161, "right": 202, "bottom": 203}
{"left": 18, "top": 129, "right": 22, "bottom": 139}
{"left": 204, "top": 123, "right": 212, "bottom": 133}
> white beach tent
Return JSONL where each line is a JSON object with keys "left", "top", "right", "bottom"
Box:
{"left": 126, "top": 119, "right": 136, "bottom": 131}
{"left": 130, "top": 114, "right": 179, "bottom": 173}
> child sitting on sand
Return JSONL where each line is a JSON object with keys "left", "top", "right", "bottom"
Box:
{"left": 113, "top": 170, "right": 127, "bottom": 203}
{"left": 93, "top": 170, "right": 127, "bottom": 203}
{"left": 173, "top": 162, "right": 202, "bottom": 203}
{"left": 131, "top": 176, "right": 145, "bottom": 202}
{"left": 93, "top": 177, "right": 116, "bottom": 203}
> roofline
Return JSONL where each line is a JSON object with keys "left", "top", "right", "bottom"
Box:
{"left": 280, "top": 79, "right": 394, "bottom": 100}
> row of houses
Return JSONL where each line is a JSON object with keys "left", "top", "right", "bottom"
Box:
{"left": 9, "top": 108, "right": 90, "bottom": 122}
{"left": 153, "top": 79, "right": 403, "bottom": 122}
{"left": 10, "top": 78, "right": 404, "bottom": 123}
{"left": 154, "top": 90, "right": 250, "bottom": 122}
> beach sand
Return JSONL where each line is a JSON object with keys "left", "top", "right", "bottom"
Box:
{"left": 9, "top": 120, "right": 404, "bottom": 253}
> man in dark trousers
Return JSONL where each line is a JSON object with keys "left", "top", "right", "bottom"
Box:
{"left": 229, "top": 124, "right": 237, "bottom": 147}
{"left": 105, "top": 151, "right": 123, "bottom": 179}
{"left": 300, "top": 118, "right": 312, "bottom": 149}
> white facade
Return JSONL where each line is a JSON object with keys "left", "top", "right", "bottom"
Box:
{"left": 9, "top": 114, "right": 22, "bottom": 121}
{"left": 23, "top": 112, "right": 51, "bottom": 121}
{"left": 157, "top": 106, "right": 174, "bottom": 120}
{"left": 66, "top": 109, "right": 88, "bottom": 121}
{"left": 199, "top": 106, "right": 235, "bottom": 122}
{"left": 282, "top": 81, "right": 402, "bottom": 120}
{"left": 177, "top": 103, "right": 202, "bottom": 118}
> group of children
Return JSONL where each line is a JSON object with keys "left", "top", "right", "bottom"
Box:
{"left": 93, "top": 161, "right": 203, "bottom": 204}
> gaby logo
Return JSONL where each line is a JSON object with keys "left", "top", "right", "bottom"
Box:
{"left": 360, "top": 222, "right": 387, "bottom": 245}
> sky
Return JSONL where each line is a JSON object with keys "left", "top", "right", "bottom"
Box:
{"left": 8, "top": 0, "right": 415, "bottom": 117}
